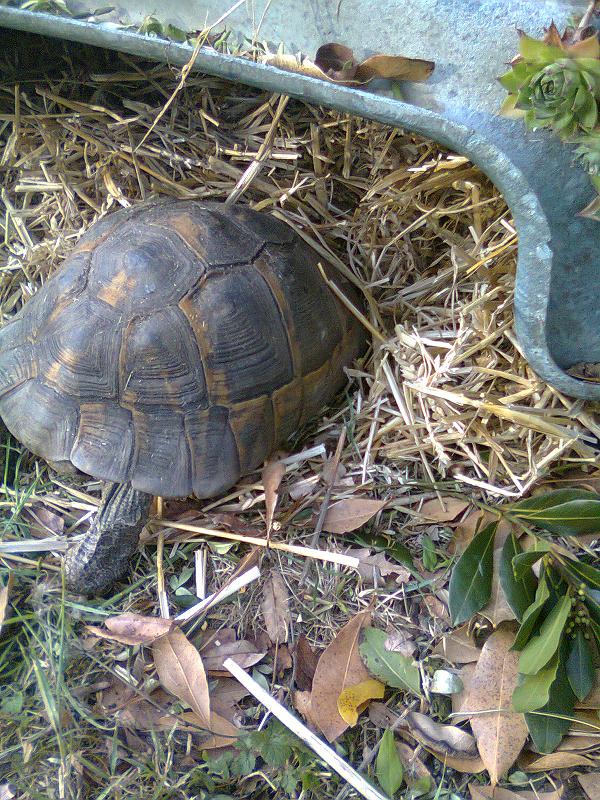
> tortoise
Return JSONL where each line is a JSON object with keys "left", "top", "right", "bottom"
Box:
{"left": 0, "top": 199, "right": 366, "bottom": 594}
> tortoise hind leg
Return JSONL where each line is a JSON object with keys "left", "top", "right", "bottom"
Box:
{"left": 64, "top": 482, "right": 153, "bottom": 595}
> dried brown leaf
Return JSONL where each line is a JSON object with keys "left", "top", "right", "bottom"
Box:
{"left": 345, "top": 548, "right": 411, "bottom": 585}
{"left": 490, "top": 790, "right": 563, "bottom": 800}
{"left": 422, "top": 594, "right": 450, "bottom": 622}
{"left": 262, "top": 458, "right": 286, "bottom": 536}
{"left": 556, "top": 733, "right": 599, "bottom": 751}
{"left": 417, "top": 497, "right": 470, "bottom": 523}
{"left": 470, "top": 786, "right": 563, "bottom": 800}
{"left": 261, "top": 569, "right": 290, "bottom": 644}
{"left": 265, "top": 43, "right": 434, "bottom": 88}
{"left": 97, "top": 681, "right": 196, "bottom": 734}
{"left": 451, "top": 511, "right": 513, "bottom": 555}
{"left": 209, "top": 678, "right": 249, "bottom": 719}
{"left": 452, "top": 662, "right": 477, "bottom": 721}
{"left": 578, "top": 193, "right": 600, "bottom": 220}
{"left": 294, "top": 634, "right": 320, "bottom": 692}
{"left": 93, "top": 613, "right": 174, "bottom": 645}
{"left": 368, "top": 701, "right": 400, "bottom": 730}
{"left": 383, "top": 628, "right": 416, "bottom": 658}
{"left": 321, "top": 458, "right": 347, "bottom": 486}
{"left": 396, "top": 741, "right": 432, "bottom": 786}
{"left": 273, "top": 642, "right": 293, "bottom": 672}
{"left": 152, "top": 627, "right": 210, "bottom": 726}
{"left": 323, "top": 498, "right": 386, "bottom": 534}
{"left": 201, "top": 712, "right": 241, "bottom": 750}
{"left": 26, "top": 506, "right": 64, "bottom": 535}
{"left": 292, "top": 690, "right": 320, "bottom": 730}
{"left": 0, "top": 573, "right": 14, "bottom": 635}
{"left": 406, "top": 710, "right": 485, "bottom": 773}
{"left": 314, "top": 42, "right": 358, "bottom": 81}
{"left": 119, "top": 698, "right": 178, "bottom": 731}
{"left": 579, "top": 773, "right": 600, "bottom": 800}
{"left": 309, "top": 609, "right": 372, "bottom": 741}
{"left": 354, "top": 53, "right": 435, "bottom": 83}
{"left": 200, "top": 638, "right": 266, "bottom": 674}
{"left": 227, "top": 547, "right": 262, "bottom": 583}
{"left": 523, "top": 750, "right": 594, "bottom": 771}
{"left": 433, "top": 625, "right": 481, "bottom": 664}
{"left": 570, "top": 708, "right": 600, "bottom": 734}
{"left": 463, "top": 627, "right": 527, "bottom": 785}
{"left": 468, "top": 787, "right": 494, "bottom": 800}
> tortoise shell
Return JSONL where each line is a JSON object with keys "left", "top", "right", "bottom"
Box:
{"left": 0, "top": 200, "right": 365, "bottom": 498}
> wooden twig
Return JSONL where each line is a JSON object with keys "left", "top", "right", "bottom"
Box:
{"left": 299, "top": 427, "right": 346, "bottom": 585}
{"left": 175, "top": 566, "right": 261, "bottom": 623}
{"left": 224, "top": 659, "right": 391, "bottom": 800}
{"left": 149, "top": 518, "right": 360, "bottom": 569}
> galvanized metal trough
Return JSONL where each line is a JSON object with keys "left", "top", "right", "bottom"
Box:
{"left": 1, "top": 1, "right": 599, "bottom": 398}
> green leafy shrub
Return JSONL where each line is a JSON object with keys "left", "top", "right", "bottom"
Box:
{"left": 500, "top": 24, "right": 600, "bottom": 213}
{"left": 449, "top": 488, "right": 600, "bottom": 752}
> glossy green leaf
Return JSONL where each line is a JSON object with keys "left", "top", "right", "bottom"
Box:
{"left": 512, "top": 654, "right": 559, "bottom": 712}
{"left": 513, "top": 572, "right": 551, "bottom": 650}
{"left": 525, "top": 659, "right": 576, "bottom": 753}
{"left": 448, "top": 522, "right": 496, "bottom": 625}
{"left": 510, "top": 488, "right": 598, "bottom": 513}
{"left": 561, "top": 559, "right": 600, "bottom": 590}
{"left": 376, "top": 728, "right": 403, "bottom": 797}
{"left": 566, "top": 629, "right": 594, "bottom": 701}
{"left": 585, "top": 588, "right": 600, "bottom": 625}
{"left": 421, "top": 535, "right": 437, "bottom": 571}
{"left": 499, "top": 533, "right": 538, "bottom": 620}
{"left": 509, "top": 490, "right": 600, "bottom": 537}
{"left": 359, "top": 627, "right": 421, "bottom": 696}
{"left": 511, "top": 542, "right": 550, "bottom": 580}
{"left": 519, "top": 595, "right": 571, "bottom": 675}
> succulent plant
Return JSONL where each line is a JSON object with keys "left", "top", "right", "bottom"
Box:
{"left": 499, "top": 26, "right": 600, "bottom": 218}
{"left": 520, "top": 58, "right": 600, "bottom": 136}
{"left": 500, "top": 34, "right": 600, "bottom": 136}
{"left": 574, "top": 133, "right": 600, "bottom": 175}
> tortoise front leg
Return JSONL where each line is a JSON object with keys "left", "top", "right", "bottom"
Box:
{"left": 64, "top": 482, "right": 153, "bottom": 595}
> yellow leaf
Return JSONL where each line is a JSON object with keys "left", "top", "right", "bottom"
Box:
{"left": 310, "top": 609, "right": 372, "bottom": 741}
{"left": 337, "top": 678, "right": 385, "bottom": 725}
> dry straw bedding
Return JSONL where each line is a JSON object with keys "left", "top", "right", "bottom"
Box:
{"left": 1, "top": 38, "right": 598, "bottom": 536}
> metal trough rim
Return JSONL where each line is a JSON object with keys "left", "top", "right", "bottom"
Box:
{"left": 1, "top": 6, "right": 597, "bottom": 400}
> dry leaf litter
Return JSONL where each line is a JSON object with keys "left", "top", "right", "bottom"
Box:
{"left": 0, "top": 31, "right": 599, "bottom": 800}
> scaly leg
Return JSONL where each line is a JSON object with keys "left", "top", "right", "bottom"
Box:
{"left": 64, "top": 482, "right": 153, "bottom": 595}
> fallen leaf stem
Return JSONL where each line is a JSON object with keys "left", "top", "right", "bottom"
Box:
{"left": 299, "top": 427, "right": 347, "bottom": 585}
